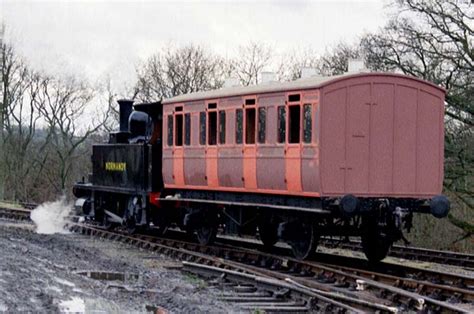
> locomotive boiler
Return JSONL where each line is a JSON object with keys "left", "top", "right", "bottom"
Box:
{"left": 73, "top": 72, "right": 450, "bottom": 261}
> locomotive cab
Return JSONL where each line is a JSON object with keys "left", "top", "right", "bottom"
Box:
{"left": 73, "top": 99, "right": 163, "bottom": 233}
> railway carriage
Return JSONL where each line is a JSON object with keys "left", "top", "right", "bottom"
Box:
{"left": 73, "top": 72, "right": 450, "bottom": 261}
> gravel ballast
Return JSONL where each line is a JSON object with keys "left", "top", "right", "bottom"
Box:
{"left": 0, "top": 221, "right": 233, "bottom": 313}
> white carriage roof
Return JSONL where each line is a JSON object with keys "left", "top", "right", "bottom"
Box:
{"left": 161, "top": 72, "right": 443, "bottom": 104}
{"left": 162, "top": 73, "right": 349, "bottom": 104}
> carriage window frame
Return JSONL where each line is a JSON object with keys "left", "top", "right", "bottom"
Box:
{"left": 303, "top": 104, "right": 312, "bottom": 143}
{"left": 175, "top": 113, "right": 183, "bottom": 146}
{"left": 257, "top": 107, "right": 266, "bottom": 144}
{"left": 236, "top": 108, "right": 243, "bottom": 144}
{"left": 184, "top": 113, "right": 191, "bottom": 146}
{"left": 288, "top": 104, "right": 301, "bottom": 144}
{"left": 208, "top": 110, "right": 217, "bottom": 145}
{"left": 219, "top": 110, "right": 226, "bottom": 144}
{"left": 199, "top": 112, "right": 206, "bottom": 145}
{"left": 167, "top": 114, "right": 173, "bottom": 146}
{"left": 277, "top": 106, "right": 286, "bottom": 144}
{"left": 245, "top": 107, "right": 256, "bottom": 144}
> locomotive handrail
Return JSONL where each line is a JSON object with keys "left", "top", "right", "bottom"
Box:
{"left": 159, "top": 196, "right": 331, "bottom": 214}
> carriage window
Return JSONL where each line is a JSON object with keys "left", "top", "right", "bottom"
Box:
{"left": 236, "top": 109, "right": 243, "bottom": 144}
{"left": 303, "top": 104, "right": 312, "bottom": 143}
{"left": 245, "top": 107, "right": 256, "bottom": 144}
{"left": 219, "top": 110, "right": 226, "bottom": 144}
{"left": 175, "top": 114, "right": 183, "bottom": 146}
{"left": 277, "top": 106, "right": 286, "bottom": 143}
{"left": 208, "top": 111, "right": 217, "bottom": 145}
{"left": 199, "top": 112, "right": 206, "bottom": 145}
{"left": 184, "top": 113, "right": 191, "bottom": 145}
{"left": 245, "top": 98, "right": 256, "bottom": 105}
{"left": 288, "top": 94, "right": 300, "bottom": 102}
{"left": 167, "top": 115, "right": 173, "bottom": 146}
{"left": 258, "top": 107, "right": 266, "bottom": 143}
{"left": 289, "top": 105, "right": 300, "bottom": 144}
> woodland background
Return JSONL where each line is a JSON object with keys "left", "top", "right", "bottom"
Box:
{"left": 0, "top": 1, "right": 472, "bottom": 251}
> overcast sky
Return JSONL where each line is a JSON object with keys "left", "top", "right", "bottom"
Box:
{"left": 1, "top": 0, "right": 390, "bottom": 91}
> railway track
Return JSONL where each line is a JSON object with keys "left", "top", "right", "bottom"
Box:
{"left": 132, "top": 230, "right": 474, "bottom": 310}
{"left": 64, "top": 223, "right": 473, "bottom": 312}
{"left": 0, "top": 206, "right": 32, "bottom": 221}
{"left": 320, "top": 237, "right": 474, "bottom": 269}
{"left": 2, "top": 201, "right": 472, "bottom": 268}
{"left": 1, "top": 204, "right": 473, "bottom": 312}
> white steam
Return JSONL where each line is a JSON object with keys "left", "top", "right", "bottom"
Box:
{"left": 30, "top": 196, "right": 72, "bottom": 234}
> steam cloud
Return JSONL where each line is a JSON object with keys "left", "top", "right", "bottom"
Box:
{"left": 30, "top": 196, "right": 72, "bottom": 234}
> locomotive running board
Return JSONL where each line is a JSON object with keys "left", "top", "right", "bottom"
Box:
{"left": 158, "top": 197, "right": 331, "bottom": 215}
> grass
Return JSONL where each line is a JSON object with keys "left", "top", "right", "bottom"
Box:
{"left": 184, "top": 273, "right": 208, "bottom": 289}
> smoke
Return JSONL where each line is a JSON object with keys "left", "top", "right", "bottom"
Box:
{"left": 30, "top": 196, "right": 72, "bottom": 234}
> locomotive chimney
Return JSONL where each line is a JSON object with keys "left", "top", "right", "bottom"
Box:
{"left": 117, "top": 99, "right": 133, "bottom": 132}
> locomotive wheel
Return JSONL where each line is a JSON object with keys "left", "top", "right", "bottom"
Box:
{"left": 361, "top": 221, "right": 392, "bottom": 263}
{"left": 125, "top": 216, "right": 137, "bottom": 234}
{"left": 289, "top": 223, "right": 318, "bottom": 260}
{"left": 196, "top": 225, "right": 217, "bottom": 246}
{"left": 258, "top": 219, "right": 279, "bottom": 248}
{"left": 124, "top": 196, "right": 143, "bottom": 235}
{"left": 102, "top": 213, "right": 114, "bottom": 231}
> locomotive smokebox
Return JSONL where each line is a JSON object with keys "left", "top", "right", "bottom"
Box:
{"left": 117, "top": 99, "right": 134, "bottom": 132}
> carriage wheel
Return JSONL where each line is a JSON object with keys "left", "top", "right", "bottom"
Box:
{"left": 289, "top": 222, "right": 318, "bottom": 260}
{"left": 196, "top": 225, "right": 217, "bottom": 245}
{"left": 361, "top": 220, "right": 392, "bottom": 263}
{"left": 258, "top": 219, "right": 279, "bottom": 248}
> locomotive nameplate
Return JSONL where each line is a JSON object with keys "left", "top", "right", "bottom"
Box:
{"left": 105, "top": 162, "right": 126, "bottom": 172}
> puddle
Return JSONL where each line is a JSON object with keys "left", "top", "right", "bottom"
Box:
{"left": 54, "top": 277, "right": 75, "bottom": 287}
{"left": 76, "top": 270, "right": 140, "bottom": 282}
{"left": 57, "top": 297, "right": 124, "bottom": 313}
{"left": 59, "top": 297, "right": 85, "bottom": 313}
{"left": 47, "top": 286, "right": 62, "bottom": 293}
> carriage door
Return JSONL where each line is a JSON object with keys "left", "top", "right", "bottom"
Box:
{"left": 345, "top": 83, "right": 371, "bottom": 192}
{"left": 206, "top": 102, "right": 219, "bottom": 188}
{"left": 173, "top": 106, "right": 185, "bottom": 186}
{"left": 285, "top": 93, "right": 302, "bottom": 192}
{"left": 243, "top": 97, "right": 257, "bottom": 189}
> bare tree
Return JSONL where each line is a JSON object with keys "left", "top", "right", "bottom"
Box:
{"left": 360, "top": 0, "right": 473, "bottom": 239}
{"left": 135, "top": 44, "right": 226, "bottom": 102}
{"left": 99, "top": 76, "right": 120, "bottom": 132}
{"left": 33, "top": 75, "right": 110, "bottom": 194}
{"left": 230, "top": 42, "right": 273, "bottom": 86}
{"left": 276, "top": 47, "right": 320, "bottom": 81}
{"left": 0, "top": 25, "right": 39, "bottom": 201}
{"left": 316, "top": 42, "right": 362, "bottom": 76}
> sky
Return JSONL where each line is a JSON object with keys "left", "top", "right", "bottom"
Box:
{"left": 0, "top": 0, "right": 390, "bottom": 92}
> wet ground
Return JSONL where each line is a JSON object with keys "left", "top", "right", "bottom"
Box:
{"left": 0, "top": 220, "right": 233, "bottom": 313}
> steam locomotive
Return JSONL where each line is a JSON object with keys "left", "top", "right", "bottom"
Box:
{"left": 73, "top": 72, "right": 450, "bottom": 261}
